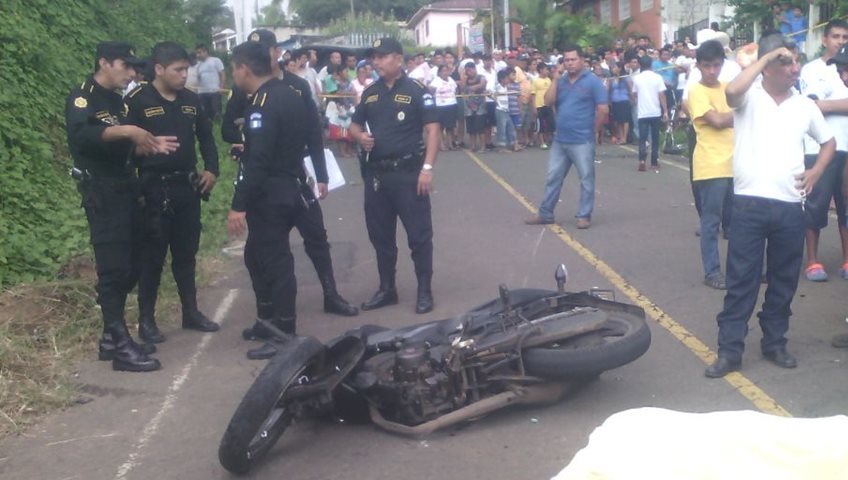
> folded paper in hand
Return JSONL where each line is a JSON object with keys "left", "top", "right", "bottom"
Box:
{"left": 304, "top": 148, "right": 346, "bottom": 197}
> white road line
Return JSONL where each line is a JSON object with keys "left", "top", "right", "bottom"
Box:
{"left": 114, "top": 288, "right": 239, "bottom": 479}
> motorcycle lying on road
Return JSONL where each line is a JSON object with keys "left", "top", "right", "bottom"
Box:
{"left": 218, "top": 265, "right": 651, "bottom": 474}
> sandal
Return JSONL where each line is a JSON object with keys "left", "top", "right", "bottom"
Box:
{"left": 805, "top": 263, "right": 828, "bottom": 282}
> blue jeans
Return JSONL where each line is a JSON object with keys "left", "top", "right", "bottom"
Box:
{"left": 495, "top": 109, "right": 516, "bottom": 147}
{"left": 715, "top": 195, "right": 805, "bottom": 362}
{"left": 638, "top": 117, "right": 661, "bottom": 165}
{"left": 538, "top": 141, "right": 595, "bottom": 221}
{"left": 695, "top": 178, "right": 733, "bottom": 278}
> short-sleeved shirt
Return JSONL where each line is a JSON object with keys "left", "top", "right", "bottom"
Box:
{"left": 800, "top": 58, "right": 848, "bottom": 153}
{"left": 553, "top": 69, "right": 608, "bottom": 144}
{"left": 532, "top": 77, "right": 551, "bottom": 109}
{"left": 689, "top": 82, "right": 733, "bottom": 181}
{"left": 429, "top": 76, "right": 457, "bottom": 106}
{"left": 631, "top": 70, "right": 667, "bottom": 119}
{"left": 351, "top": 74, "right": 439, "bottom": 159}
{"left": 652, "top": 60, "right": 677, "bottom": 87}
{"left": 196, "top": 56, "right": 224, "bottom": 93}
{"left": 732, "top": 83, "right": 833, "bottom": 202}
{"left": 683, "top": 60, "right": 741, "bottom": 100}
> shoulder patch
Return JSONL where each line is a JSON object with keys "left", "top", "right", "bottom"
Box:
{"left": 73, "top": 97, "right": 88, "bottom": 109}
{"left": 249, "top": 112, "right": 263, "bottom": 129}
{"left": 422, "top": 93, "right": 435, "bottom": 107}
{"left": 364, "top": 94, "right": 379, "bottom": 104}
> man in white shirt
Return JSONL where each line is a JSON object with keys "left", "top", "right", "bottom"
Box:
{"left": 798, "top": 19, "right": 848, "bottom": 282}
{"left": 195, "top": 44, "right": 225, "bottom": 119}
{"left": 706, "top": 33, "right": 836, "bottom": 378}
{"left": 631, "top": 56, "right": 668, "bottom": 171}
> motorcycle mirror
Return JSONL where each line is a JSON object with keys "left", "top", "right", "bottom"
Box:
{"left": 555, "top": 264, "right": 568, "bottom": 293}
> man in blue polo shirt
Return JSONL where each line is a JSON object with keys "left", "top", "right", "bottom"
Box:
{"left": 525, "top": 43, "right": 608, "bottom": 229}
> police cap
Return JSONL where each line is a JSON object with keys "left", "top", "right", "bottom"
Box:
{"left": 366, "top": 37, "right": 403, "bottom": 57}
{"left": 96, "top": 41, "right": 144, "bottom": 66}
{"left": 248, "top": 29, "right": 277, "bottom": 49}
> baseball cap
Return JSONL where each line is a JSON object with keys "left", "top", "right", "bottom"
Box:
{"left": 366, "top": 37, "right": 403, "bottom": 57}
{"left": 248, "top": 29, "right": 277, "bottom": 49}
{"left": 96, "top": 41, "right": 144, "bottom": 66}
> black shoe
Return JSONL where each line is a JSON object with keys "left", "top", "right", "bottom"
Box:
{"left": 182, "top": 310, "right": 219, "bottom": 332}
{"left": 108, "top": 329, "right": 161, "bottom": 372}
{"left": 704, "top": 356, "right": 741, "bottom": 378}
{"left": 242, "top": 321, "right": 271, "bottom": 341}
{"left": 324, "top": 292, "right": 359, "bottom": 316}
{"left": 246, "top": 342, "right": 279, "bottom": 360}
{"left": 415, "top": 277, "right": 434, "bottom": 314}
{"left": 138, "top": 318, "right": 166, "bottom": 344}
{"left": 763, "top": 348, "right": 797, "bottom": 369}
{"left": 98, "top": 333, "right": 156, "bottom": 361}
{"left": 361, "top": 288, "right": 398, "bottom": 311}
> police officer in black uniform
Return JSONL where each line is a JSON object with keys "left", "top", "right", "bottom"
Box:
{"left": 350, "top": 37, "right": 441, "bottom": 314}
{"left": 65, "top": 42, "right": 180, "bottom": 372}
{"left": 222, "top": 30, "right": 358, "bottom": 346}
{"left": 227, "top": 41, "right": 326, "bottom": 358}
{"left": 124, "top": 42, "right": 220, "bottom": 344}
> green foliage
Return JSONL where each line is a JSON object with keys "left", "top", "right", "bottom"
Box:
{"left": 511, "top": 0, "right": 553, "bottom": 50}
{"left": 0, "top": 0, "right": 223, "bottom": 289}
{"left": 545, "top": 11, "right": 628, "bottom": 50}
{"left": 324, "top": 12, "right": 404, "bottom": 37}
{"left": 256, "top": 0, "right": 288, "bottom": 27}
{"left": 727, "top": 0, "right": 848, "bottom": 33}
{"left": 183, "top": 0, "right": 232, "bottom": 46}
{"left": 292, "top": 0, "right": 429, "bottom": 27}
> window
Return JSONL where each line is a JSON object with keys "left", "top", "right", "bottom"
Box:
{"left": 640, "top": 0, "right": 652, "bottom": 12}
{"left": 619, "top": 0, "right": 630, "bottom": 20}
{"left": 425, "top": 19, "right": 429, "bottom": 37}
{"left": 600, "top": 0, "right": 611, "bottom": 24}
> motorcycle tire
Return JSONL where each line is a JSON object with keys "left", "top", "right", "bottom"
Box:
{"left": 523, "top": 311, "right": 651, "bottom": 379}
{"left": 218, "top": 336, "right": 325, "bottom": 475}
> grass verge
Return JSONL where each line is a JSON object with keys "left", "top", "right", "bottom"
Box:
{"left": 0, "top": 131, "right": 237, "bottom": 439}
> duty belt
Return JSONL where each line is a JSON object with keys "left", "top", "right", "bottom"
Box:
{"left": 366, "top": 152, "right": 422, "bottom": 173}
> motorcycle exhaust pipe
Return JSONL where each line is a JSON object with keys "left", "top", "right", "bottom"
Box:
{"left": 368, "top": 382, "right": 570, "bottom": 437}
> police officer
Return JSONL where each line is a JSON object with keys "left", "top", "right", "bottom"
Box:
{"left": 123, "top": 42, "right": 220, "bottom": 343}
{"left": 350, "top": 37, "right": 441, "bottom": 314}
{"left": 223, "top": 30, "right": 358, "bottom": 347}
{"left": 227, "top": 41, "right": 324, "bottom": 359}
{"left": 65, "top": 42, "right": 179, "bottom": 372}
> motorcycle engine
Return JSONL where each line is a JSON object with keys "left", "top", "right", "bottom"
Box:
{"left": 364, "top": 343, "right": 456, "bottom": 426}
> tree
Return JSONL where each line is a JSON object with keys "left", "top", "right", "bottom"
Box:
{"left": 292, "top": 0, "right": 429, "bottom": 27}
{"left": 511, "top": 0, "right": 553, "bottom": 50}
{"left": 183, "top": 0, "right": 232, "bottom": 45}
{"left": 256, "top": 1, "right": 287, "bottom": 27}
{"left": 545, "top": 10, "right": 628, "bottom": 50}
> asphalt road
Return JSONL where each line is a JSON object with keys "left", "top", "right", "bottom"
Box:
{"left": 2, "top": 143, "right": 848, "bottom": 480}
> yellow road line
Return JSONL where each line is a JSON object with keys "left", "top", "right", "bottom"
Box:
{"left": 465, "top": 149, "right": 792, "bottom": 417}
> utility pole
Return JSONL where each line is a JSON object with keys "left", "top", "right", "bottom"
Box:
{"left": 490, "top": 0, "right": 496, "bottom": 51}
{"left": 350, "top": 0, "right": 355, "bottom": 18}
{"left": 503, "top": 0, "right": 510, "bottom": 49}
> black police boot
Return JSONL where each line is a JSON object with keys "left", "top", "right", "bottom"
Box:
{"left": 138, "top": 315, "right": 166, "bottom": 344}
{"left": 320, "top": 275, "right": 359, "bottom": 316}
{"left": 99, "top": 330, "right": 157, "bottom": 361}
{"left": 242, "top": 302, "right": 274, "bottom": 341}
{"left": 108, "top": 324, "right": 161, "bottom": 372}
{"left": 182, "top": 309, "right": 220, "bottom": 332}
{"left": 246, "top": 317, "right": 296, "bottom": 360}
{"left": 415, "top": 275, "right": 434, "bottom": 314}
{"left": 361, "top": 273, "right": 398, "bottom": 311}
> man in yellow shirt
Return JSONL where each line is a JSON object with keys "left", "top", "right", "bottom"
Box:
{"left": 689, "top": 40, "right": 734, "bottom": 290}
{"left": 532, "top": 63, "right": 554, "bottom": 148}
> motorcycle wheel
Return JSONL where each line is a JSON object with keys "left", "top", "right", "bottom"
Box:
{"left": 523, "top": 311, "right": 651, "bottom": 379}
{"left": 218, "top": 336, "right": 325, "bottom": 475}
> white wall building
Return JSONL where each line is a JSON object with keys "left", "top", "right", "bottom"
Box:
{"left": 407, "top": 0, "right": 490, "bottom": 47}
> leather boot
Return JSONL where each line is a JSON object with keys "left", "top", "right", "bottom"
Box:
{"left": 108, "top": 325, "right": 161, "bottom": 372}
{"left": 321, "top": 275, "right": 358, "bottom": 316}
{"left": 99, "top": 331, "right": 156, "bottom": 361}
{"left": 361, "top": 272, "right": 398, "bottom": 311}
{"left": 243, "top": 302, "right": 274, "bottom": 341}
{"left": 246, "top": 317, "right": 295, "bottom": 360}
{"left": 138, "top": 315, "right": 166, "bottom": 344}
{"left": 415, "top": 275, "right": 434, "bottom": 314}
{"left": 182, "top": 309, "right": 220, "bottom": 332}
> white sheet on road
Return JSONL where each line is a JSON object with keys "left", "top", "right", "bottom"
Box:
{"left": 552, "top": 407, "right": 848, "bottom": 480}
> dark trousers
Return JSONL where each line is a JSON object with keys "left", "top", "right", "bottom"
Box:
{"left": 364, "top": 171, "right": 433, "bottom": 283}
{"left": 137, "top": 179, "right": 201, "bottom": 320}
{"left": 199, "top": 92, "right": 221, "bottom": 120}
{"left": 245, "top": 201, "right": 302, "bottom": 321}
{"left": 638, "top": 117, "right": 661, "bottom": 165}
{"left": 80, "top": 179, "right": 144, "bottom": 332}
{"left": 715, "top": 196, "right": 805, "bottom": 361}
{"left": 293, "top": 185, "right": 335, "bottom": 288}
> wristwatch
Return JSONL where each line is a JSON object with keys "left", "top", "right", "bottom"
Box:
{"left": 421, "top": 164, "right": 433, "bottom": 172}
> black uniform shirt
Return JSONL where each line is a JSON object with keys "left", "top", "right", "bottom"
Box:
{"left": 232, "top": 78, "right": 317, "bottom": 212}
{"left": 65, "top": 76, "right": 133, "bottom": 178}
{"left": 123, "top": 82, "right": 219, "bottom": 176}
{"left": 350, "top": 73, "right": 439, "bottom": 160}
{"left": 222, "top": 73, "right": 327, "bottom": 181}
